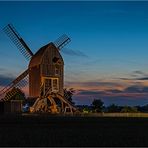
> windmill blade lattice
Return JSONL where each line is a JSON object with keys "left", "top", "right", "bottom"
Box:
{"left": 53, "top": 34, "right": 71, "bottom": 50}
{"left": 0, "top": 69, "right": 29, "bottom": 101}
{"left": 3, "top": 24, "right": 33, "bottom": 61}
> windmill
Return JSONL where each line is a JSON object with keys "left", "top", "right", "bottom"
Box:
{"left": 0, "top": 24, "right": 76, "bottom": 113}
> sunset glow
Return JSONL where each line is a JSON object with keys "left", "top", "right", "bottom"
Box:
{"left": 0, "top": 1, "right": 148, "bottom": 105}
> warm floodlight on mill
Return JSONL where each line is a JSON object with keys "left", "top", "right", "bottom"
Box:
{"left": 0, "top": 24, "right": 76, "bottom": 114}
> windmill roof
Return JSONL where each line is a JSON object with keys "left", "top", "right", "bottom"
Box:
{"left": 29, "top": 42, "right": 54, "bottom": 68}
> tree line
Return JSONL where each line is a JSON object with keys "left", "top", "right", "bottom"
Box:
{"left": 5, "top": 87, "right": 148, "bottom": 113}
{"left": 78, "top": 99, "right": 148, "bottom": 113}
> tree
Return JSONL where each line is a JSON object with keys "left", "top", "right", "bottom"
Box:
{"left": 64, "top": 88, "right": 75, "bottom": 105}
{"left": 82, "top": 105, "right": 92, "bottom": 113}
{"left": 83, "top": 107, "right": 90, "bottom": 114}
{"left": 107, "top": 104, "right": 120, "bottom": 113}
{"left": 121, "top": 106, "right": 139, "bottom": 113}
{"left": 91, "top": 99, "right": 104, "bottom": 112}
{"left": 4, "top": 87, "right": 26, "bottom": 101}
{"left": 139, "top": 105, "right": 148, "bottom": 113}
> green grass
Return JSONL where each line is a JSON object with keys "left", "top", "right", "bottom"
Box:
{"left": 0, "top": 114, "right": 148, "bottom": 146}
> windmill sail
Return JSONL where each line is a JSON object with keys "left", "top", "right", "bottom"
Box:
{"left": 3, "top": 24, "right": 34, "bottom": 60}
{"left": 0, "top": 69, "right": 29, "bottom": 101}
{"left": 53, "top": 34, "right": 71, "bottom": 50}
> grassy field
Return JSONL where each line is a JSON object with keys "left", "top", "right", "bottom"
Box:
{"left": 0, "top": 114, "right": 148, "bottom": 146}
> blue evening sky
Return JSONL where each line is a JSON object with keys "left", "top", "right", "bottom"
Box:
{"left": 0, "top": 1, "right": 148, "bottom": 105}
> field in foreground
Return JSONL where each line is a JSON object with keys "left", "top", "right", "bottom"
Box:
{"left": 0, "top": 114, "right": 148, "bottom": 146}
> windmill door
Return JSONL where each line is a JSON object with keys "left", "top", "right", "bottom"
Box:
{"left": 43, "top": 77, "right": 59, "bottom": 95}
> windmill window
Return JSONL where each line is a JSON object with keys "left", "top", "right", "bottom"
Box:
{"left": 53, "top": 57, "right": 60, "bottom": 63}
{"left": 52, "top": 79, "right": 59, "bottom": 92}
{"left": 45, "top": 79, "right": 52, "bottom": 88}
{"left": 43, "top": 78, "right": 59, "bottom": 94}
{"left": 44, "top": 79, "right": 52, "bottom": 93}
{"left": 55, "top": 67, "right": 59, "bottom": 75}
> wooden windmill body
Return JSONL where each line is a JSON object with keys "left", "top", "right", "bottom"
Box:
{"left": 29, "top": 43, "right": 64, "bottom": 98}
{"left": 0, "top": 24, "right": 76, "bottom": 114}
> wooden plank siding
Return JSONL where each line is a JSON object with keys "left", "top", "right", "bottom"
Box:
{"left": 29, "top": 66, "right": 41, "bottom": 97}
{"left": 29, "top": 43, "right": 64, "bottom": 98}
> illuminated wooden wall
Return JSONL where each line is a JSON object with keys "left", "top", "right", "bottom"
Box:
{"left": 28, "top": 43, "right": 64, "bottom": 98}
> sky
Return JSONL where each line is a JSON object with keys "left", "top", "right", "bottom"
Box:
{"left": 0, "top": 1, "right": 148, "bottom": 106}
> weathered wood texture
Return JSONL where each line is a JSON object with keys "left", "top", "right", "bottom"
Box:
{"left": 0, "top": 100, "right": 23, "bottom": 113}
{"left": 29, "top": 43, "right": 64, "bottom": 97}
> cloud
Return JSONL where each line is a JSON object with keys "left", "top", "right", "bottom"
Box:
{"left": 0, "top": 74, "right": 15, "bottom": 86}
{"left": 135, "top": 77, "right": 148, "bottom": 80}
{"left": 77, "top": 89, "right": 124, "bottom": 96}
{"left": 66, "top": 81, "right": 122, "bottom": 87}
{"left": 77, "top": 85, "right": 148, "bottom": 98}
{"left": 0, "top": 74, "right": 28, "bottom": 88}
{"left": 119, "top": 77, "right": 148, "bottom": 81}
{"left": 124, "top": 85, "right": 148, "bottom": 93}
{"left": 118, "top": 77, "right": 131, "bottom": 80}
{"left": 78, "top": 89, "right": 106, "bottom": 95}
{"left": 117, "top": 70, "right": 148, "bottom": 81}
{"left": 77, "top": 85, "right": 148, "bottom": 95}
{"left": 124, "top": 85, "right": 142, "bottom": 93}
{"left": 74, "top": 93, "right": 148, "bottom": 106}
{"left": 107, "top": 89, "right": 123, "bottom": 93}
{"left": 65, "top": 80, "right": 125, "bottom": 93}
{"left": 62, "top": 47, "right": 88, "bottom": 57}
{"left": 65, "top": 71, "right": 148, "bottom": 105}
{"left": 0, "top": 68, "right": 6, "bottom": 71}
{"left": 133, "top": 70, "right": 145, "bottom": 75}
{"left": 73, "top": 82, "right": 148, "bottom": 105}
